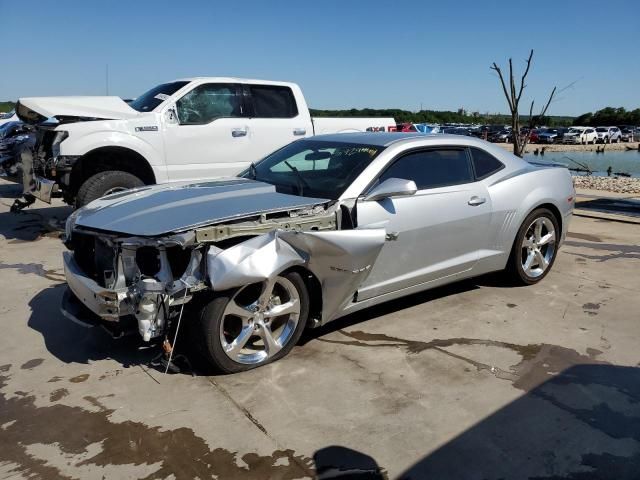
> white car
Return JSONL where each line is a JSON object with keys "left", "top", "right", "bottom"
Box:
{"left": 594, "top": 126, "right": 622, "bottom": 144}
{"left": 15, "top": 78, "right": 395, "bottom": 208}
{"left": 562, "top": 127, "right": 597, "bottom": 144}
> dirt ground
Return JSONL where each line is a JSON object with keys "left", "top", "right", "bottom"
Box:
{"left": 0, "top": 178, "right": 639, "bottom": 479}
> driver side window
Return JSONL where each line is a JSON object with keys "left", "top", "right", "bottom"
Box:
{"left": 176, "top": 84, "right": 241, "bottom": 125}
{"left": 379, "top": 148, "right": 473, "bottom": 190}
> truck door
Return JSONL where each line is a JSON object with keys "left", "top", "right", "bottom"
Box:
{"left": 162, "top": 83, "right": 252, "bottom": 182}
{"left": 242, "top": 84, "right": 310, "bottom": 161}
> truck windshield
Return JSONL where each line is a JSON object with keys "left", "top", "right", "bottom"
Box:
{"left": 128, "top": 81, "right": 189, "bottom": 112}
{"left": 243, "top": 140, "right": 384, "bottom": 199}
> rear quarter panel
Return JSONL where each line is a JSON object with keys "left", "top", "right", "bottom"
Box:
{"left": 478, "top": 165, "right": 574, "bottom": 272}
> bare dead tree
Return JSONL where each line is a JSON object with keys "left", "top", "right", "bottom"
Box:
{"left": 491, "top": 50, "right": 556, "bottom": 157}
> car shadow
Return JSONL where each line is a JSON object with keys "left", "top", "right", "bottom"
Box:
{"left": 28, "top": 270, "right": 518, "bottom": 373}
{"left": 0, "top": 203, "right": 71, "bottom": 242}
{"left": 27, "top": 284, "right": 156, "bottom": 367}
{"left": 311, "top": 364, "right": 640, "bottom": 479}
{"left": 300, "top": 271, "right": 517, "bottom": 346}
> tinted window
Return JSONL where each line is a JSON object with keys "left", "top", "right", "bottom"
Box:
{"left": 176, "top": 84, "right": 241, "bottom": 125}
{"left": 379, "top": 149, "right": 473, "bottom": 190}
{"left": 470, "top": 147, "right": 504, "bottom": 179}
{"left": 249, "top": 85, "right": 298, "bottom": 118}
{"left": 129, "top": 81, "right": 189, "bottom": 112}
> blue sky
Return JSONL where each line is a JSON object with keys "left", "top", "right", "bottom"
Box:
{"left": 0, "top": 0, "right": 637, "bottom": 115}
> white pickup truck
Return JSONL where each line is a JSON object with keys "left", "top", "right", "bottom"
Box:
{"left": 15, "top": 78, "right": 394, "bottom": 208}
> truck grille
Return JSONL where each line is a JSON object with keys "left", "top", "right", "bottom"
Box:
{"left": 71, "top": 232, "right": 117, "bottom": 287}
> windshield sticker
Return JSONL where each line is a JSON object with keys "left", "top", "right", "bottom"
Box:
{"left": 154, "top": 93, "right": 170, "bottom": 101}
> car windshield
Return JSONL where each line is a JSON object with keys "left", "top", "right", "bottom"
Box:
{"left": 243, "top": 139, "right": 385, "bottom": 199}
{"left": 595, "top": 127, "right": 608, "bottom": 132}
{"left": 128, "top": 81, "right": 189, "bottom": 112}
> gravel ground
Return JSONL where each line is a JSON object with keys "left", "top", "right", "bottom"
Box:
{"left": 572, "top": 175, "right": 640, "bottom": 195}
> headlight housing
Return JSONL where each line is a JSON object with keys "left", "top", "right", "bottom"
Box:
{"left": 51, "top": 130, "right": 69, "bottom": 158}
{"left": 64, "top": 208, "right": 81, "bottom": 242}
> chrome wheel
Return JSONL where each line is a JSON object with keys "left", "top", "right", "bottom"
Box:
{"left": 521, "top": 217, "right": 556, "bottom": 278}
{"left": 219, "top": 276, "right": 301, "bottom": 365}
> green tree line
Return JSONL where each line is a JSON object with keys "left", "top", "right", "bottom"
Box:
{"left": 574, "top": 107, "right": 640, "bottom": 126}
{"left": 0, "top": 101, "right": 15, "bottom": 113}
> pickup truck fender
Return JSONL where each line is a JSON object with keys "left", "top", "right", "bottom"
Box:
{"left": 62, "top": 129, "right": 169, "bottom": 183}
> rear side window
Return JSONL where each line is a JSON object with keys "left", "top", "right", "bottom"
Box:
{"left": 379, "top": 149, "right": 473, "bottom": 190}
{"left": 470, "top": 147, "right": 504, "bottom": 179}
{"left": 249, "top": 85, "right": 298, "bottom": 118}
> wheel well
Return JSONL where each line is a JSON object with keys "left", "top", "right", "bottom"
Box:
{"left": 284, "top": 266, "right": 322, "bottom": 327}
{"left": 533, "top": 202, "right": 563, "bottom": 238}
{"left": 70, "top": 147, "right": 156, "bottom": 196}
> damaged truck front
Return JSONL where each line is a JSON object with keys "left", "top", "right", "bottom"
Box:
{"left": 62, "top": 179, "right": 385, "bottom": 372}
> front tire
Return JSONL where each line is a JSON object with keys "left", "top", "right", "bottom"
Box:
{"left": 76, "top": 170, "right": 144, "bottom": 208}
{"left": 507, "top": 208, "right": 559, "bottom": 285}
{"left": 195, "top": 272, "right": 310, "bottom": 373}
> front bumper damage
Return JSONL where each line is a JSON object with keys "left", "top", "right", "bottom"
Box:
{"left": 62, "top": 206, "right": 386, "bottom": 343}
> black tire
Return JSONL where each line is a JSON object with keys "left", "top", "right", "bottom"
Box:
{"left": 76, "top": 170, "right": 144, "bottom": 208}
{"left": 194, "top": 271, "right": 310, "bottom": 374}
{"left": 506, "top": 208, "right": 560, "bottom": 285}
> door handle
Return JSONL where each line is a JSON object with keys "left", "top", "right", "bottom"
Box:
{"left": 468, "top": 196, "right": 486, "bottom": 206}
{"left": 231, "top": 128, "right": 247, "bottom": 138}
{"left": 293, "top": 128, "right": 307, "bottom": 136}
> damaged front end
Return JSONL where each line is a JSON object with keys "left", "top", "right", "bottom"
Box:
{"left": 62, "top": 229, "right": 206, "bottom": 340}
{"left": 62, "top": 198, "right": 385, "bottom": 342}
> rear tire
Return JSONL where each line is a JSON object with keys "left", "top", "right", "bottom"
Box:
{"left": 75, "top": 170, "right": 144, "bottom": 208}
{"left": 193, "top": 271, "right": 310, "bottom": 373}
{"left": 506, "top": 208, "right": 559, "bottom": 285}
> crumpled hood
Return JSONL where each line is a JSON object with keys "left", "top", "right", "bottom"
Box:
{"left": 16, "top": 96, "right": 140, "bottom": 124}
{"left": 73, "top": 178, "right": 330, "bottom": 237}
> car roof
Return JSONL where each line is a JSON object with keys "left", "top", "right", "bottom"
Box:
{"left": 309, "top": 132, "right": 505, "bottom": 148}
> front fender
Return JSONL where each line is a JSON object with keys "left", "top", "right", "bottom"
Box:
{"left": 61, "top": 127, "right": 168, "bottom": 183}
{"left": 206, "top": 229, "right": 386, "bottom": 324}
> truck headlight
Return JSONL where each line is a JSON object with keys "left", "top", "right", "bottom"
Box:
{"left": 51, "top": 130, "right": 69, "bottom": 158}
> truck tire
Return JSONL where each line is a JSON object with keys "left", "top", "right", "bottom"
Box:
{"left": 76, "top": 170, "right": 144, "bottom": 208}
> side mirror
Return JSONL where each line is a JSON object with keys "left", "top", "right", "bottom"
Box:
{"left": 164, "top": 106, "right": 179, "bottom": 125}
{"left": 364, "top": 177, "right": 417, "bottom": 202}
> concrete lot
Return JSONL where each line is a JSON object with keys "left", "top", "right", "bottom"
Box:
{"left": 0, "top": 178, "right": 639, "bottom": 479}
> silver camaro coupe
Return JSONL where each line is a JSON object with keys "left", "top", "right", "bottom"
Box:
{"left": 62, "top": 133, "right": 575, "bottom": 372}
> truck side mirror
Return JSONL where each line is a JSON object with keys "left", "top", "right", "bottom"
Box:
{"left": 164, "top": 106, "right": 179, "bottom": 125}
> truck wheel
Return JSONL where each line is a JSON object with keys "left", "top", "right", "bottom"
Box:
{"left": 76, "top": 171, "right": 144, "bottom": 208}
{"left": 193, "top": 272, "right": 309, "bottom": 373}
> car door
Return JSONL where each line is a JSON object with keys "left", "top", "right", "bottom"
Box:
{"left": 355, "top": 147, "right": 493, "bottom": 301}
{"left": 242, "top": 84, "right": 309, "bottom": 161}
{"left": 162, "top": 83, "right": 252, "bottom": 181}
